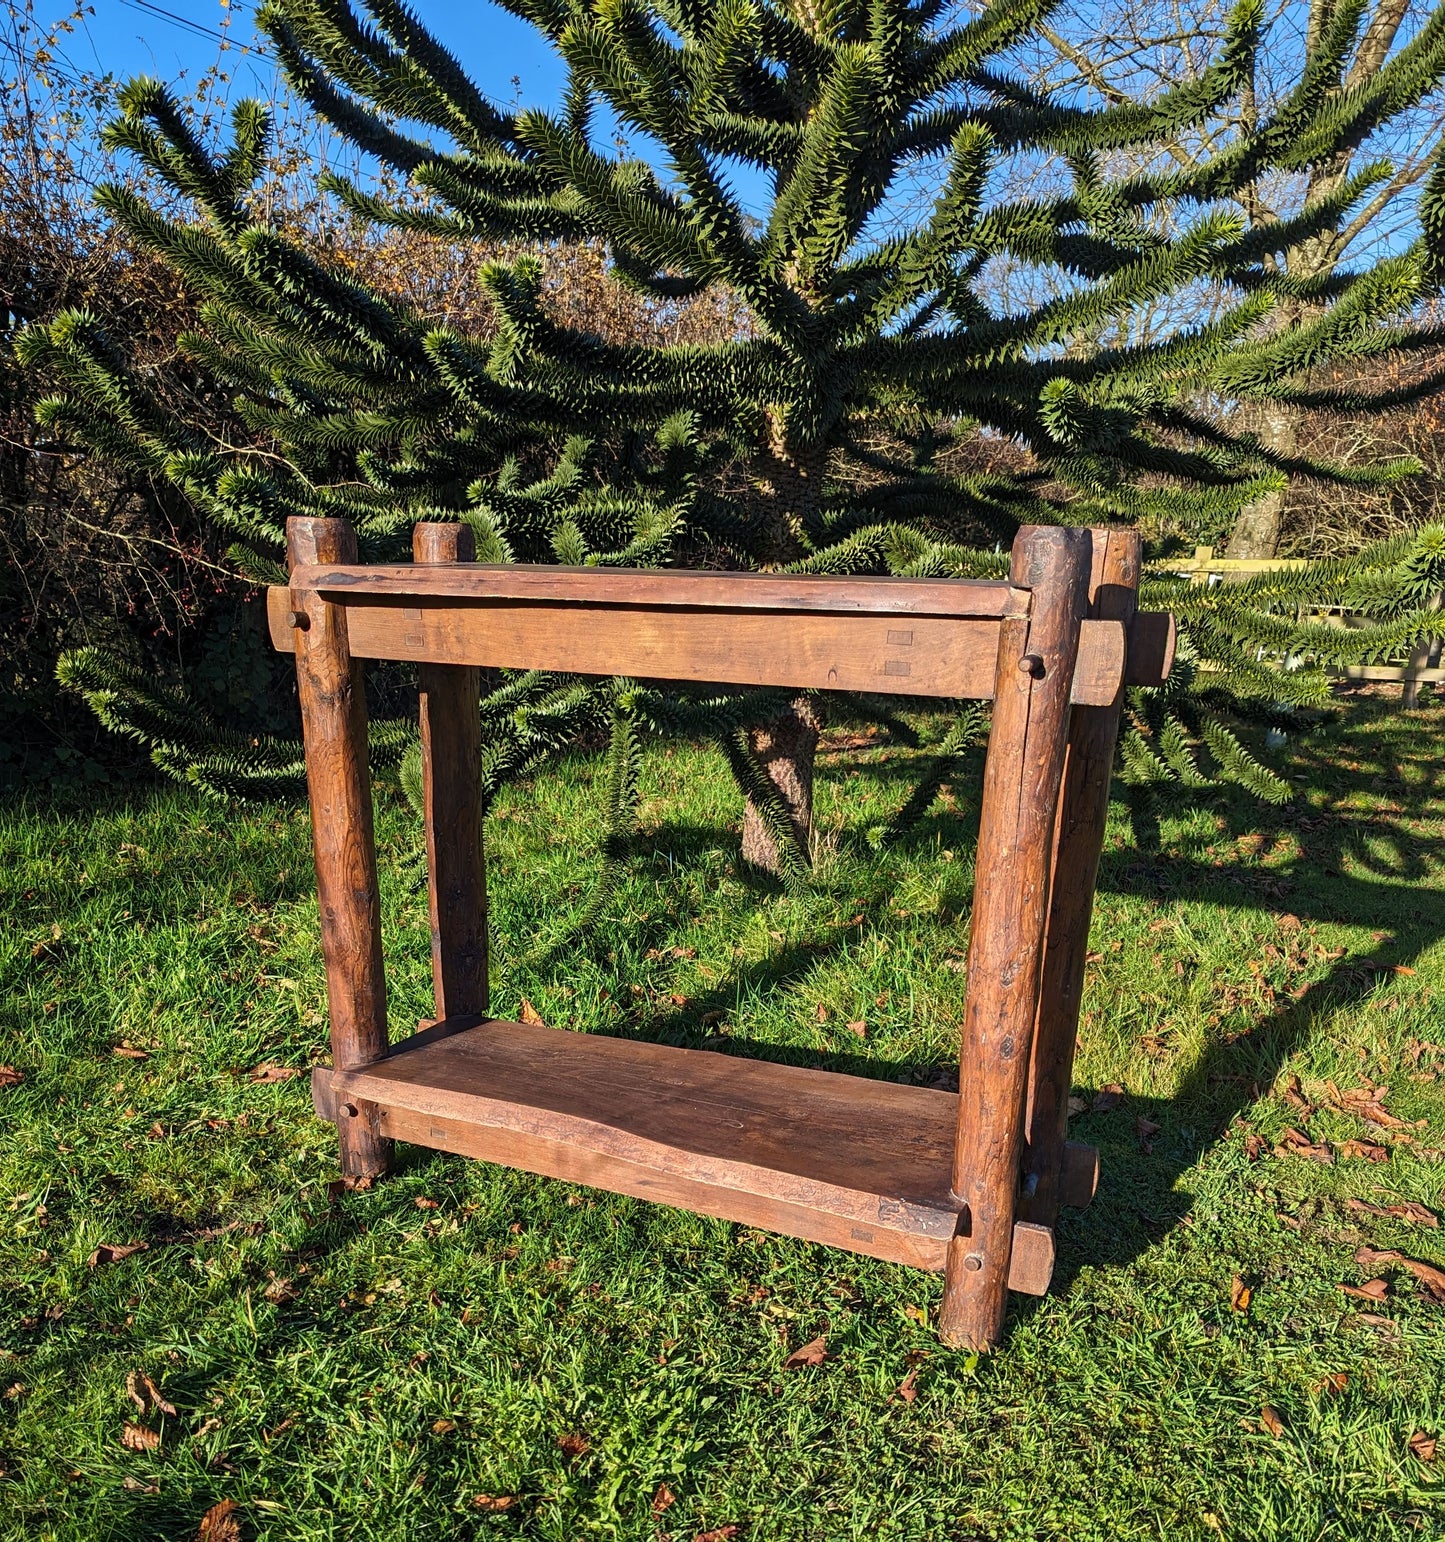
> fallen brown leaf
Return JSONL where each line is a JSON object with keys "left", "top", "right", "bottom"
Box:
{"left": 326, "top": 1174, "right": 372, "bottom": 1204}
{"left": 1259, "top": 1405, "right": 1286, "bottom": 1438}
{"left": 1343, "top": 1198, "right": 1438, "bottom": 1227}
{"left": 1338, "top": 1139, "right": 1390, "bottom": 1163}
{"left": 1314, "top": 1371, "right": 1349, "bottom": 1397}
{"left": 694, "top": 1529, "right": 741, "bottom": 1542}
{"left": 121, "top": 1422, "right": 161, "bottom": 1452}
{"left": 519, "top": 999, "right": 544, "bottom": 1026}
{"left": 1091, "top": 1083, "right": 1126, "bottom": 1113}
{"left": 1339, "top": 1278, "right": 1390, "bottom": 1301}
{"left": 112, "top": 1045, "right": 149, "bottom": 1060}
{"left": 0, "top": 1066, "right": 25, "bottom": 1088}
{"left": 557, "top": 1431, "right": 590, "bottom": 1461}
{"left": 815, "top": 1003, "right": 828, "bottom": 1023}
{"left": 472, "top": 1495, "right": 518, "bottom": 1512}
{"left": 1328, "top": 1083, "right": 1408, "bottom": 1130}
{"left": 125, "top": 1370, "right": 176, "bottom": 1418}
{"left": 1282, "top": 1074, "right": 1314, "bottom": 1116}
{"left": 431, "top": 1418, "right": 457, "bottom": 1435}
{"left": 896, "top": 1367, "right": 919, "bottom": 1403}
{"left": 1275, "top": 1128, "right": 1333, "bottom": 1164}
{"left": 782, "top": 1335, "right": 829, "bottom": 1370}
{"left": 89, "top": 1241, "right": 148, "bottom": 1268}
{"left": 1243, "top": 1132, "right": 1266, "bottom": 1162}
{"left": 903, "top": 1304, "right": 928, "bottom": 1326}
{"left": 261, "top": 1275, "right": 297, "bottom": 1305}
{"left": 847, "top": 1020, "right": 867, "bottom": 1038}
{"left": 1355, "top": 1247, "right": 1445, "bottom": 1303}
{"left": 414, "top": 1196, "right": 440, "bottom": 1210}
{"left": 123, "top": 1476, "right": 160, "bottom": 1494}
{"left": 1136, "top": 1115, "right": 1161, "bottom": 1153}
{"left": 1230, "top": 1275, "right": 1251, "bottom": 1313}
{"left": 1067, "top": 1095, "right": 1088, "bottom": 1117}
{"left": 652, "top": 1483, "right": 676, "bottom": 1515}
{"left": 196, "top": 1498, "right": 242, "bottom": 1542}
{"left": 247, "top": 1064, "right": 299, "bottom": 1083}
{"left": 1409, "top": 1431, "right": 1438, "bottom": 1462}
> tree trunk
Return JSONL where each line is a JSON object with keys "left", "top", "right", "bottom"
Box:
{"left": 1225, "top": 403, "right": 1297, "bottom": 559}
{"left": 740, "top": 407, "right": 828, "bottom": 876}
{"left": 740, "top": 694, "right": 821, "bottom": 873}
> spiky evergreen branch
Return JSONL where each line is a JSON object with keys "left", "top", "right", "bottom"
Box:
{"left": 21, "top": 0, "right": 1445, "bottom": 870}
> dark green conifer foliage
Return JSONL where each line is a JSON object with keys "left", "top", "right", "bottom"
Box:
{"left": 22, "top": 0, "right": 1445, "bottom": 885}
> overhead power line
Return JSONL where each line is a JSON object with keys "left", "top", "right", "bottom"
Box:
{"left": 115, "top": 0, "right": 269, "bottom": 54}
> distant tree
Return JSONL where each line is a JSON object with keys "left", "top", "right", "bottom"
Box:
{"left": 1020, "top": 0, "right": 1445, "bottom": 557}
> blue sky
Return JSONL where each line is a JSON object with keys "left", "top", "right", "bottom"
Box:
{"left": 53, "top": 1, "right": 775, "bottom": 216}
{"left": 67, "top": 1, "right": 568, "bottom": 107}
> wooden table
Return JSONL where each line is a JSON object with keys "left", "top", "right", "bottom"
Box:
{"left": 271, "top": 519, "right": 1173, "bottom": 1350}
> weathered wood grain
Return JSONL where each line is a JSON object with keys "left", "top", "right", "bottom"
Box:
{"left": 286, "top": 515, "right": 391, "bottom": 1180}
{"left": 413, "top": 524, "right": 489, "bottom": 1021}
{"left": 266, "top": 584, "right": 1136, "bottom": 704}
{"left": 1021, "top": 530, "right": 1142, "bottom": 1229}
{"left": 310, "top": 1015, "right": 1066, "bottom": 1289}
{"left": 297, "top": 562, "right": 1027, "bottom": 618}
{"left": 939, "top": 525, "right": 1092, "bottom": 1351}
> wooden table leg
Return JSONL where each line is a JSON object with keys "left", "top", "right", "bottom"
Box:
{"left": 287, "top": 515, "right": 391, "bottom": 1180}
{"left": 939, "top": 525, "right": 1091, "bottom": 1351}
{"left": 1021, "top": 529, "right": 1141, "bottom": 1227}
{"left": 413, "top": 523, "right": 489, "bottom": 1020}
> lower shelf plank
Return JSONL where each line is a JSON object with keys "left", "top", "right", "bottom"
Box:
{"left": 315, "top": 1018, "right": 1082, "bottom": 1292}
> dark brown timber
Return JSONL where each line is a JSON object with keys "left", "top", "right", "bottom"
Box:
{"left": 287, "top": 515, "right": 391, "bottom": 1179}
{"left": 296, "top": 563, "right": 1027, "bottom": 617}
{"left": 268, "top": 523, "right": 1174, "bottom": 1350}
{"left": 268, "top": 583, "right": 1141, "bottom": 706}
{"left": 308, "top": 1015, "right": 1091, "bottom": 1288}
{"left": 939, "top": 525, "right": 1092, "bottom": 1351}
{"left": 413, "top": 524, "right": 489, "bottom": 1021}
{"left": 1021, "top": 529, "right": 1142, "bottom": 1228}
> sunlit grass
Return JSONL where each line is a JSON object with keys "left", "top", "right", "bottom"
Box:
{"left": 1, "top": 698, "right": 1443, "bottom": 1539}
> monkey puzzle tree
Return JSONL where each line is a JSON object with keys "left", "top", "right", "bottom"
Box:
{"left": 1020, "top": 0, "right": 1445, "bottom": 558}
{"left": 22, "top": 0, "right": 1445, "bottom": 878}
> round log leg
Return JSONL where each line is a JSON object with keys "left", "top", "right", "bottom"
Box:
{"left": 938, "top": 525, "right": 1091, "bottom": 1351}
{"left": 288, "top": 515, "right": 392, "bottom": 1181}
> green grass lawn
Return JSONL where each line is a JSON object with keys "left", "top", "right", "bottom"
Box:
{"left": 2, "top": 698, "right": 1444, "bottom": 1541}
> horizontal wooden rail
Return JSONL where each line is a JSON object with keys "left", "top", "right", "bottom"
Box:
{"left": 1335, "top": 663, "right": 1445, "bottom": 685}
{"left": 1148, "top": 545, "right": 1310, "bottom": 582}
{"left": 294, "top": 563, "right": 1028, "bottom": 617}
{"left": 269, "top": 566, "right": 1173, "bottom": 705}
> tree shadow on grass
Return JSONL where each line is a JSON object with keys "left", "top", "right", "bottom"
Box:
{"left": 1043, "top": 856, "right": 1443, "bottom": 1300}
{"left": 529, "top": 705, "right": 1445, "bottom": 1312}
